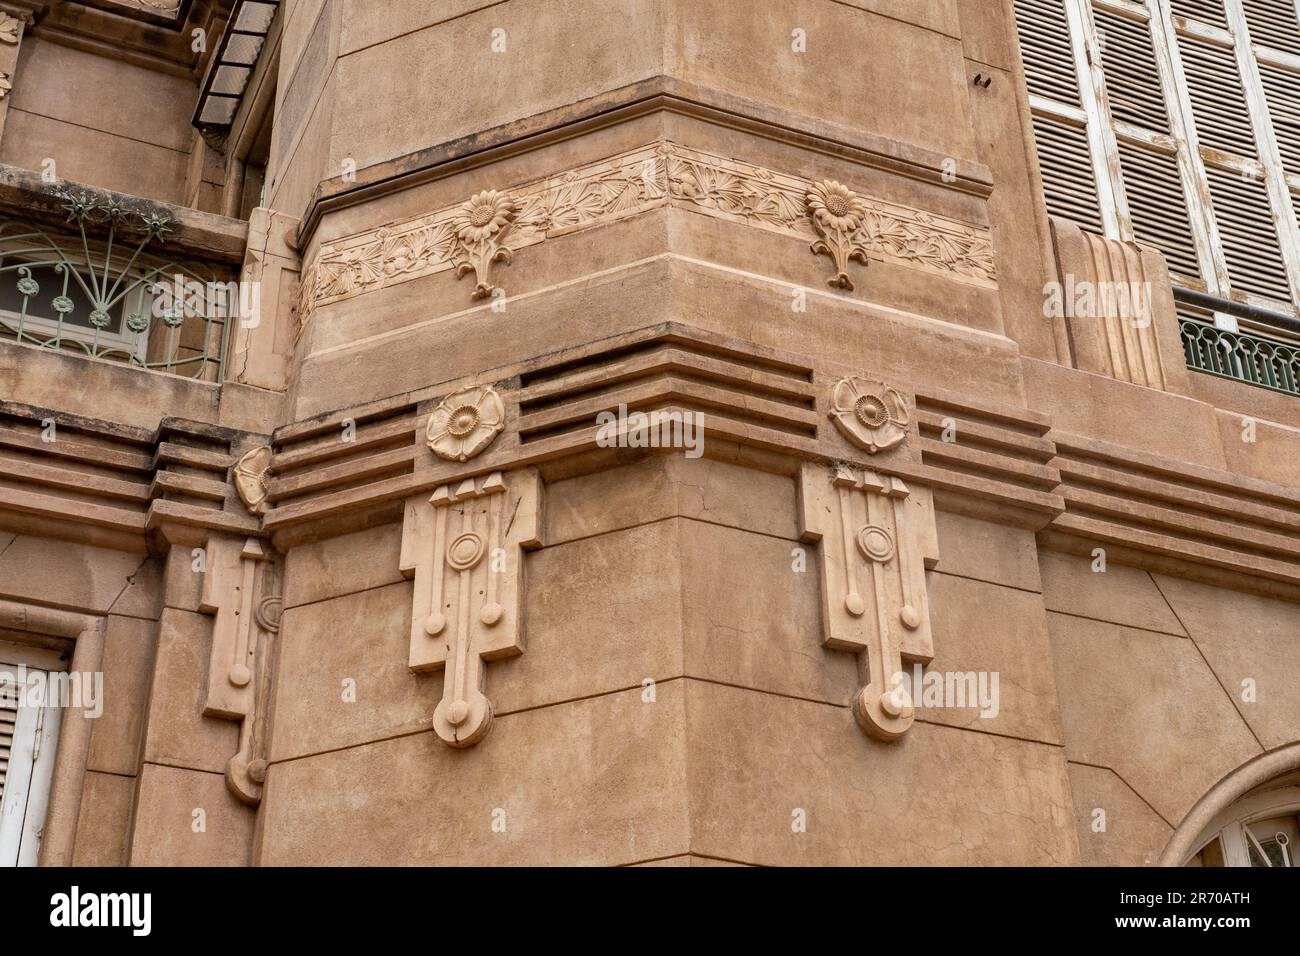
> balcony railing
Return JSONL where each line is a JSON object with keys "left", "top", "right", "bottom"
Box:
{"left": 0, "top": 193, "right": 235, "bottom": 381}
{"left": 1180, "top": 318, "right": 1300, "bottom": 396}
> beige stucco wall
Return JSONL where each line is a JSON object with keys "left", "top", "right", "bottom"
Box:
{"left": 0, "top": 0, "right": 1296, "bottom": 867}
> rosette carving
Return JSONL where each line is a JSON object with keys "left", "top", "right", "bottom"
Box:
{"left": 426, "top": 385, "right": 506, "bottom": 462}
{"left": 829, "top": 377, "right": 909, "bottom": 454}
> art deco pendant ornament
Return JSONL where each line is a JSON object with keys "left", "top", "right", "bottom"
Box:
{"left": 427, "top": 384, "right": 506, "bottom": 462}
{"left": 799, "top": 463, "right": 939, "bottom": 741}
{"left": 806, "top": 179, "right": 871, "bottom": 290}
{"left": 400, "top": 470, "right": 543, "bottom": 748}
{"left": 233, "top": 444, "right": 273, "bottom": 515}
{"left": 198, "top": 537, "right": 280, "bottom": 803}
{"left": 829, "top": 377, "right": 909, "bottom": 453}
{"left": 451, "top": 189, "right": 517, "bottom": 299}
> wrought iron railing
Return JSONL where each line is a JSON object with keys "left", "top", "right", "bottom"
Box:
{"left": 0, "top": 192, "right": 235, "bottom": 380}
{"left": 1180, "top": 318, "right": 1300, "bottom": 396}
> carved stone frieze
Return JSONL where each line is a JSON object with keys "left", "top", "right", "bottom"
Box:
{"left": 198, "top": 536, "right": 281, "bottom": 804}
{"left": 0, "top": 15, "right": 19, "bottom": 44}
{"left": 399, "top": 469, "right": 543, "bottom": 748}
{"left": 829, "top": 376, "right": 910, "bottom": 453}
{"left": 426, "top": 385, "right": 505, "bottom": 462}
{"left": 298, "top": 142, "right": 996, "bottom": 333}
{"left": 799, "top": 463, "right": 939, "bottom": 741}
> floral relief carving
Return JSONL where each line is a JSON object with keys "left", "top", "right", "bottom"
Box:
{"left": 0, "top": 73, "right": 11, "bottom": 99}
{"left": 0, "top": 14, "right": 19, "bottom": 44}
{"left": 829, "top": 377, "right": 910, "bottom": 454}
{"left": 859, "top": 205, "right": 997, "bottom": 282}
{"left": 806, "top": 180, "right": 871, "bottom": 290}
{"left": 427, "top": 385, "right": 506, "bottom": 462}
{"left": 297, "top": 142, "right": 996, "bottom": 335}
{"left": 664, "top": 146, "right": 804, "bottom": 229}
{"left": 450, "top": 190, "right": 518, "bottom": 299}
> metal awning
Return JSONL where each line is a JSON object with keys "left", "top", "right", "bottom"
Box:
{"left": 192, "top": 0, "right": 279, "bottom": 130}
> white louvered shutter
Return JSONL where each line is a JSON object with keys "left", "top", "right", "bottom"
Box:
{"left": 1013, "top": 0, "right": 1300, "bottom": 324}
{"left": 1015, "top": 0, "right": 1111, "bottom": 233}
{"left": 1240, "top": 0, "right": 1300, "bottom": 53}
{"left": 1095, "top": 3, "right": 1208, "bottom": 281}
{"left": 0, "top": 674, "right": 16, "bottom": 805}
{"left": 0, "top": 664, "right": 63, "bottom": 867}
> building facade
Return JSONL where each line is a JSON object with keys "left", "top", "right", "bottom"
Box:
{"left": 0, "top": 0, "right": 1297, "bottom": 867}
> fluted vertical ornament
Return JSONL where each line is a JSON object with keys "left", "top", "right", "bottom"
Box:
{"left": 400, "top": 469, "right": 543, "bottom": 747}
{"left": 799, "top": 462, "right": 939, "bottom": 740}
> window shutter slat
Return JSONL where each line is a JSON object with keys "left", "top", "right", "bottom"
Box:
{"left": 1206, "top": 165, "right": 1294, "bottom": 300}
{"left": 1180, "top": 38, "right": 1260, "bottom": 157}
{"left": 1094, "top": 7, "right": 1170, "bottom": 133}
{"left": 1171, "top": 0, "right": 1230, "bottom": 29}
{"left": 1241, "top": 0, "right": 1300, "bottom": 56}
{"left": 1259, "top": 61, "right": 1300, "bottom": 175}
{"left": 1032, "top": 114, "right": 1107, "bottom": 235}
{"left": 1014, "top": 0, "right": 1084, "bottom": 106}
{"left": 1117, "top": 140, "right": 1204, "bottom": 279}
{"left": 0, "top": 677, "right": 17, "bottom": 801}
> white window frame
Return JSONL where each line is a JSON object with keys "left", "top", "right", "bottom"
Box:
{"left": 1188, "top": 785, "right": 1300, "bottom": 866}
{"left": 1022, "top": 0, "right": 1300, "bottom": 323}
{"left": 0, "top": 641, "right": 66, "bottom": 867}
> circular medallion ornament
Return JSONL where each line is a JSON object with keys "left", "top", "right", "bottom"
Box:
{"left": 427, "top": 385, "right": 505, "bottom": 462}
{"left": 854, "top": 394, "right": 889, "bottom": 428}
{"left": 856, "top": 525, "right": 895, "bottom": 563}
{"left": 446, "top": 403, "right": 481, "bottom": 438}
{"left": 254, "top": 596, "right": 283, "bottom": 633}
{"left": 52, "top": 295, "right": 74, "bottom": 315}
{"left": 16, "top": 276, "right": 38, "bottom": 297}
{"left": 829, "top": 376, "right": 909, "bottom": 454}
{"left": 446, "top": 531, "right": 486, "bottom": 571}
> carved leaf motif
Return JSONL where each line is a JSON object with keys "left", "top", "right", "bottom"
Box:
{"left": 301, "top": 141, "right": 998, "bottom": 319}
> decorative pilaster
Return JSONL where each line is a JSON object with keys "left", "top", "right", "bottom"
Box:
{"left": 799, "top": 462, "right": 939, "bottom": 740}
{"left": 198, "top": 536, "right": 281, "bottom": 804}
{"left": 399, "top": 469, "right": 543, "bottom": 748}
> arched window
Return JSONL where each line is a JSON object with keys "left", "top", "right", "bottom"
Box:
{"left": 1185, "top": 775, "right": 1300, "bottom": 866}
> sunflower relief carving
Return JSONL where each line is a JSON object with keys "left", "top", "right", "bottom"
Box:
{"left": 806, "top": 180, "right": 871, "bottom": 290}
{"left": 829, "top": 377, "right": 909, "bottom": 453}
{"left": 427, "top": 385, "right": 506, "bottom": 462}
{"left": 451, "top": 190, "right": 518, "bottom": 299}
